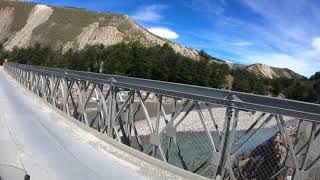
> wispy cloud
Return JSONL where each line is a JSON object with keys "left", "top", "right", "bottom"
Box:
{"left": 237, "top": 0, "right": 320, "bottom": 76}
{"left": 183, "top": 0, "right": 227, "bottom": 15}
{"left": 132, "top": 4, "right": 168, "bottom": 22}
{"left": 231, "top": 41, "right": 253, "bottom": 47}
{"left": 183, "top": 0, "right": 320, "bottom": 76}
{"left": 232, "top": 36, "right": 320, "bottom": 76}
{"left": 147, "top": 27, "right": 179, "bottom": 39}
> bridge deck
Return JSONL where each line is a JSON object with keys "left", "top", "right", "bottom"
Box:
{"left": 0, "top": 67, "right": 184, "bottom": 180}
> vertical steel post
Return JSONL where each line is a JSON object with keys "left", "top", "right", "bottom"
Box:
{"left": 213, "top": 95, "right": 234, "bottom": 179}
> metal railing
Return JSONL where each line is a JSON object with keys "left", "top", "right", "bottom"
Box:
{"left": 4, "top": 62, "right": 320, "bottom": 180}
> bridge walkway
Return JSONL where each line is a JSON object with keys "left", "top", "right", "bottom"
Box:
{"left": 0, "top": 67, "right": 184, "bottom": 180}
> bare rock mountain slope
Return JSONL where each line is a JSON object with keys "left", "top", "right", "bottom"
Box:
{"left": 0, "top": 7, "right": 14, "bottom": 41}
{"left": 0, "top": 1, "right": 199, "bottom": 59}
{"left": 246, "top": 63, "right": 304, "bottom": 79}
{"left": 4, "top": 4, "right": 53, "bottom": 50}
{"left": 0, "top": 0, "right": 304, "bottom": 79}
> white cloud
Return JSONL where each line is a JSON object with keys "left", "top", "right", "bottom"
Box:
{"left": 132, "top": 5, "right": 168, "bottom": 22}
{"left": 231, "top": 41, "right": 253, "bottom": 47}
{"left": 312, "top": 37, "right": 320, "bottom": 51}
{"left": 148, "top": 27, "right": 179, "bottom": 39}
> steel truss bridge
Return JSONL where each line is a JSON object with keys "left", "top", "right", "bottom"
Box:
{"left": 3, "top": 62, "right": 320, "bottom": 180}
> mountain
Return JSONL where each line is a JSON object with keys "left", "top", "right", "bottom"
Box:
{"left": 0, "top": 0, "right": 304, "bottom": 79}
{"left": 0, "top": 1, "right": 199, "bottom": 59}
{"left": 246, "top": 63, "right": 304, "bottom": 79}
{"left": 310, "top": 71, "right": 320, "bottom": 81}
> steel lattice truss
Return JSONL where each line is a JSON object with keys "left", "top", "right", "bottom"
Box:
{"left": 4, "top": 63, "right": 320, "bottom": 180}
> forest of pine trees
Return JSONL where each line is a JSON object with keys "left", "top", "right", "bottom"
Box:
{"left": 1, "top": 42, "right": 319, "bottom": 104}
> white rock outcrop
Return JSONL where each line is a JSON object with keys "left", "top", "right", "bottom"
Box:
{"left": 0, "top": 7, "right": 14, "bottom": 41}
{"left": 4, "top": 4, "right": 53, "bottom": 51}
{"left": 247, "top": 64, "right": 279, "bottom": 79}
{"left": 63, "top": 22, "right": 124, "bottom": 52}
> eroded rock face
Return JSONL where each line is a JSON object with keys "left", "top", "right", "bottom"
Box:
{"left": 4, "top": 4, "right": 53, "bottom": 51}
{"left": 0, "top": 7, "right": 14, "bottom": 41}
{"left": 63, "top": 22, "right": 124, "bottom": 53}
{"left": 170, "top": 42, "right": 199, "bottom": 60}
{"left": 246, "top": 63, "right": 304, "bottom": 79}
{"left": 247, "top": 64, "right": 280, "bottom": 79}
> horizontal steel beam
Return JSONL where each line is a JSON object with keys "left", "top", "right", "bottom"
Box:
{"left": 6, "top": 63, "right": 320, "bottom": 122}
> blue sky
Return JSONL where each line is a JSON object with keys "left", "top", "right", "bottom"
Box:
{"left": 24, "top": 0, "right": 320, "bottom": 77}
